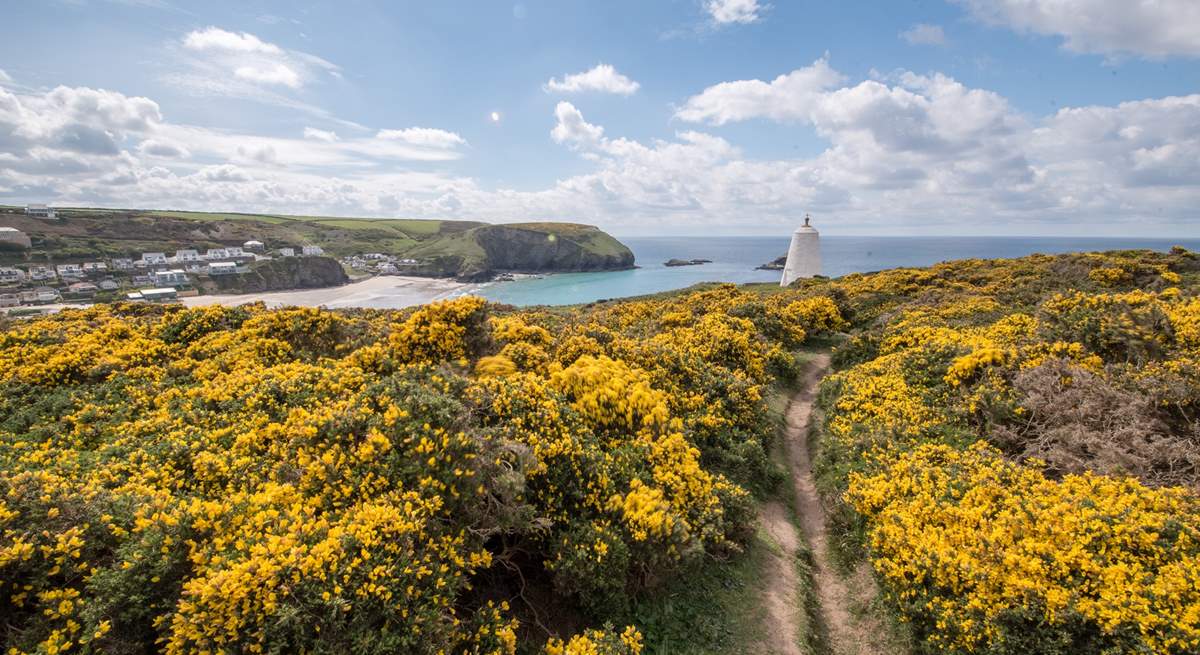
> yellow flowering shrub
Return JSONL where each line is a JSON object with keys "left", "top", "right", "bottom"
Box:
{"left": 848, "top": 443, "right": 1200, "bottom": 654}
{"left": 817, "top": 247, "right": 1200, "bottom": 654}
{"left": 544, "top": 625, "right": 643, "bottom": 655}
{"left": 0, "top": 283, "right": 845, "bottom": 653}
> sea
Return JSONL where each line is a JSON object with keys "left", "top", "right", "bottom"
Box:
{"left": 467, "top": 236, "right": 1200, "bottom": 307}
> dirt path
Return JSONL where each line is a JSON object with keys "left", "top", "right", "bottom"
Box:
{"left": 758, "top": 501, "right": 805, "bottom": 655}
{"left": 768, "top": 353, "right": 892, "bottom": 655}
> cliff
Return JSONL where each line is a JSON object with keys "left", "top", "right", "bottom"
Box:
{"left": 405, "top": 223, "right": 635, "bottom": 281}
{"left": 202, "top": 256, "right": 349, "bottom": 294}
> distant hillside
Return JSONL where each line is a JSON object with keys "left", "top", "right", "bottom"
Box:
{"left": 0, "top": 208, "right": 634, "bottom": 280}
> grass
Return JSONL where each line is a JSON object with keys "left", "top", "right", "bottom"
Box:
{"left": 622, "top": 531, "right": 777, "bottom": 654}
{"left": 142, "top": 211, "right": 295, "bottom": 225}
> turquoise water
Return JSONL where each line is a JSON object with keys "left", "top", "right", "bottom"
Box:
{"left": 471, "top": 236, "right": 1200, "bottom": 307}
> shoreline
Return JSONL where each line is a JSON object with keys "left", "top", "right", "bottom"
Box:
{"left": 180, "top": 275, "right": 475, "bottom": 309}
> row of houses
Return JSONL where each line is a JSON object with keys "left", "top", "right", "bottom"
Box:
{"left": 0, "top": 241, "right": 325, "bottom": 284}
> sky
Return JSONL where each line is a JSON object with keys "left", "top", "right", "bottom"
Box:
{"left": 1, "top": 0, "right": 1199, "bottom": 237}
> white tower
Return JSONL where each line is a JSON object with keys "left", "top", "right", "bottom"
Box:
{"left": 780, "top": 214, "right": 821, "bottom": 286}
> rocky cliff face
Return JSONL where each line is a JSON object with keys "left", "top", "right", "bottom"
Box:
{"left": 466, "top": 225, "right": 634, "bottom": 280}
{"left": 406, "top": 224, "right": 636, "bottom": 281}
{"left": 205, "top": 256, "right": 349, "bottom": 293}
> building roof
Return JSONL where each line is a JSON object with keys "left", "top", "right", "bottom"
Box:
{"left": 0, "top": 227, "right": 21, "bottom": 233}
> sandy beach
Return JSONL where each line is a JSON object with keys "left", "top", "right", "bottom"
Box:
{"left": 180, "top": 275, "right": 473, "bottom": 309}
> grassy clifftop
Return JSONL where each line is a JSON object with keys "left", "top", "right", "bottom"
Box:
{"left": 405, "top": 222, "right": 634, "bottom": 280}
{"left": 0, "top": 207, "right": 633, "bottom": 279}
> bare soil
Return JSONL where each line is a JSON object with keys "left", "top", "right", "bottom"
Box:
{"left": 769, "top": 354, "right": 895, "bottom": 655}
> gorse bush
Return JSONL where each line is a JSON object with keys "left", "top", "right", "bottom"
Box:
{"left": 0, "top": 284, "right": 843, "bottom": 654}
{"left": 816, "top": 248, "right": 1200, "bottom": 654}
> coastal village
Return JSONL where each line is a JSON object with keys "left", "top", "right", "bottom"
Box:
{"left": 0, "top": 205, "right": 326, "bottom": 308}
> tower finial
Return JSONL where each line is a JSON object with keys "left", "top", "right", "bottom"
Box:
{"left": 804, "top": 213, "right": 811, "bottom": 227}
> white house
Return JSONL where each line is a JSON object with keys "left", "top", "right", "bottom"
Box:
{"left": 278, "top": 247, "right": 296, "bottom": 257}
{"left": 56, "top": 263, "right": 84, "bottom": 278}
{"left": 174, "top": 249, "right": 200, "bottom": 263}
{"left": 225, "top": 246, "right": 246, "bottom": 258}
{"left": 207, "top": 261, "right": 238, "bottom": 275}
{"left": 98, "top": 279, "right": 120, "bottom": 291}
{"left": 204, "top": 248, "right": 228, "bottom": 261}
{"left": 111, "top": 258, "right": 134, "bottom": 270}
{"left": 0, "top": 227, "right": 32, "bottom": 248}
{"left": 0, "top": 267, "right": 26, "bottom": 284}
{"left": 27, "top": 266, "right": 56, "bottom": 281}
{"left": 244, "top": 240, "right": 265, "bottom": 252}
{"left": 26, "top": 287, "right": 60, "bottom": 303}
{"left": 141, "top": 252, "right": 168, "bottom": 265}
{"left": 139, "top": 288, "right": 178, "bottom": 302}
{"left": 301, "top": 245, "right": 324, "bottom": 256}
{"left": 151, "top": 269, "right": 189, "bottom": 287}
{"left": 82, "top": 262, "right": 108, "bottom": 273}
{"left": 0, "top": 294, "right": 18, "bottom": 308}
{"left": 24, "top": 204, "right": 57, "bottom": 220}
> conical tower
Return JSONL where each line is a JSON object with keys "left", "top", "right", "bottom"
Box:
{"left": 780, "top": 214, "right": 821, "bottom": 286}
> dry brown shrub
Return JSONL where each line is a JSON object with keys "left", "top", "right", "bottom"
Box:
{"left": 992, "top": 358, "right": 1200, "bottom": 489}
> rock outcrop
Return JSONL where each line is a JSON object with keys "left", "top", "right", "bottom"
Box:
{"left": 204, "top": 256, "right": 349, "bottom": 293}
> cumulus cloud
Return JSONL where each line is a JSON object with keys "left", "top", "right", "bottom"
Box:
{"left": 375, "top": 127, "right": 467, "bottom": 149}
{"left": 671, "top": 60, "right": 1200, "bottom": 229}
{"left": 550, "top": 102, "right": 605, "bottom": 147}
{"left": 178, "top": 26, "right": 339, "bottom": 91}
{"left": 303, "top": 127, "right": 339, "bottom": 142}
{"left": 705, "top": 0, "right": 767, "bottom": 25}
{"left": 955, "top": 0, "right": 1200, "bottom": 58}
{"left": 137, "top": 138, "right": 189, "bottom": 158}
{"left": 0, "top": 85, "right": 161, "bottom": 160}
{"left": 900, "top": 23, "right": 946, "bottom": 46}
{"left": 545, "top": 64, "right": 640, "bottom": 95}
{"left": 7, "top": 71, "right": 1200, "bottom": 235}
{"left": 674, "top": 55, "right": 845, "bottom": 125}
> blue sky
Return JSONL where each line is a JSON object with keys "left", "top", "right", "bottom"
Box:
{"left": 1, "top": 0, "right": 1198, "bottom": 236}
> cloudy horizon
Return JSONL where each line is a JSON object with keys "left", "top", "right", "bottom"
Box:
{"left": 2, "top": 0, "right": 1199, "bottom": 237}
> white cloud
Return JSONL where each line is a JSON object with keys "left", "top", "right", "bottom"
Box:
{"left": 5, "top": 73, "right": 1200, "bottom": 235}
{"left": 545, "top": 64, "right": 640, "bottom": 95}
{"left": 233, "top": 63, "right": 301, "bottom": 88}
{"left": 137, "top": 138, "right": 189, "bottom": 158}
{"left": 303, "top": 127, "right": 339, "bottom": 142}
{"left": 550, "top": 102, "right": 605, "bottom": 147}
{"left": 177, "top": 27, "right": 339, "bottom": 92}
{"left": 900, "top": 23, "right": 946, "bottom": 46}
{"left": 674, "top": 55, "right": 845, "bottom": 125}
{"left": 0, "top": 68, "right": 11, "bottom": 84}
{"left": 183, "top": 27, "right": 282, "bottom": 54}
{"left": 376, "top": 127, "right": 467, "bottom": 149}
{"left": 955, "top": 0, "right": 1200, "bottom": 58}
{"left": 0, "top": 85, "right": 161, "bottom": 158}
{"left": 706, "top": 0, "right": 767, "bottom": 25}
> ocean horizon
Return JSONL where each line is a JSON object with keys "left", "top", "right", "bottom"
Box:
{"left": 469, "top": 235, "right": 1200, "bottom": 307}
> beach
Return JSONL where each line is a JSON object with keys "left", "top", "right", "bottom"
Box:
{"left": 180, "top": 275, "right": 472, "bottom": 309}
